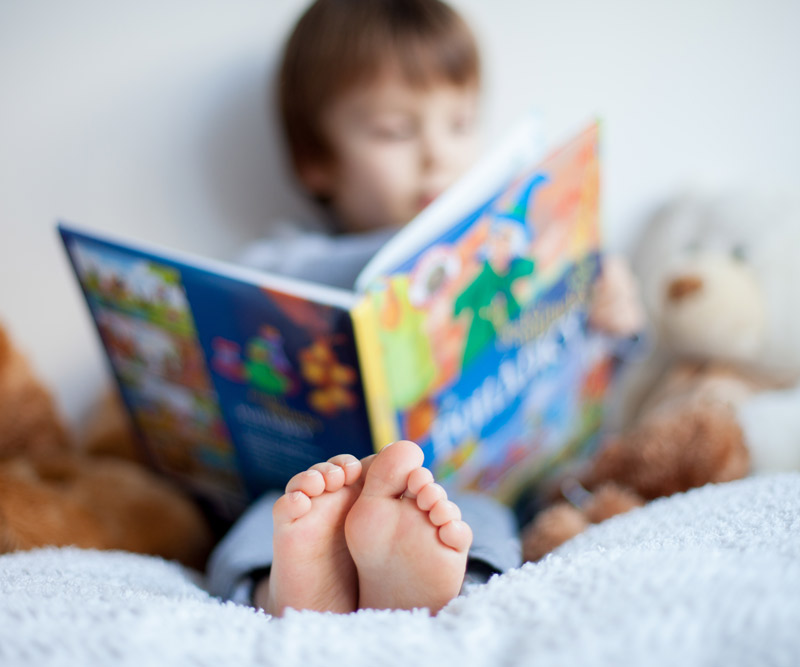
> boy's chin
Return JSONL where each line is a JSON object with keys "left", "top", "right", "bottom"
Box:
{"left": 336, "top": 218, "right": 405, "bottom": 236}
{"left": 333, "top": 202, "right": 419, "bottom": 235}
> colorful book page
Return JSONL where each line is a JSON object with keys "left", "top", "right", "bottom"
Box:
{"left": 61, "top": 229, "right": 374, "bottom": 516}
{"left": 363, "top": 123, "right": 612, "bottom": 502}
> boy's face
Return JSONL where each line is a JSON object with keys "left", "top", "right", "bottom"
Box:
{"left": 302, "top": 75, "right": 480, "bottom": 234}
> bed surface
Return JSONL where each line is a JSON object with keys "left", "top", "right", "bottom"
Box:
{"left": 1, "top": 473, "right": 798, "bottom": 667}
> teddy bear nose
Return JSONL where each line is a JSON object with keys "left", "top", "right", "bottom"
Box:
{"left": 667, "top": 275, "right": 704, "bottom": 302}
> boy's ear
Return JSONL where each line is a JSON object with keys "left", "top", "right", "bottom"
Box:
{"left": 296, "top": 158, "right": 336, "bottom": 199}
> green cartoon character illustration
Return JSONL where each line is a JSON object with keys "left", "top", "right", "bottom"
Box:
{"left": 453, "top": 173, "right": 546, "bottom": 366}
{"left": 244, "top": 325, "right": 294, "bottom": 395}
{"left": 454, "top": 219, "right": 535, "bottom": 366}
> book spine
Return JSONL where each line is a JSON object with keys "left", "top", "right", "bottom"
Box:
{"left": 350, "top": 297, "right": 399, "bottom": 451}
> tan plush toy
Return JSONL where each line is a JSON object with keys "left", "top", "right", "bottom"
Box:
{"left": 522, "top": 193, "right": 800, "bottom": 562}
{"left": 0, "top": 325, "right": 70, "bottom": 459}
{"left": 0, "top": 322, "right": 213, "bottom": 569}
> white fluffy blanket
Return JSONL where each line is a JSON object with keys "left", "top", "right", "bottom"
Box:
{"left": 1, "top": 473, "right": 799, "bottom": 667}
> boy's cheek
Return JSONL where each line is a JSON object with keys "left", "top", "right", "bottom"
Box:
{"left": 364, "top": 150, "right": 417, "bottom": 188}
{"left": 448, "top": 140, "right": 480, "bottom": 175}
{"left": 365, "top": 141, "right": 416, "bottom": 169}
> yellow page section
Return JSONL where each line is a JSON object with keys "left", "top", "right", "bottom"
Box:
{"left": 350, "top": 296, "right": 400, "bottom": 451}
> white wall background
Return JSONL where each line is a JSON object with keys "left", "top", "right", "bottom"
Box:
{"left": 1, "top": 0, "right": 798, "bottom": 426}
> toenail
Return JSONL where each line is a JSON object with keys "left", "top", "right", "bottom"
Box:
{"left": 289, "top": 491, "right": 304, "bottom": 502}
{"left": 344, "top": 460, "right": 360, "bottom": 467}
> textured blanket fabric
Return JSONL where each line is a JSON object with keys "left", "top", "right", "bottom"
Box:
{"left": 1, "top": 473, "right": 798, "bottom": 667}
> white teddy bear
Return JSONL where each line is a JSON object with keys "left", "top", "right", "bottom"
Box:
{"left": 521, "top": 192, "right": 800, "bottom": 562}
{"left": 623, "top": 191, "right": 800, "bottom": 473}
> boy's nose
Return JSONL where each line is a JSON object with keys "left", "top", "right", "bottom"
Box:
{"left": 419, "top": 132, "right": 437, "bottom": 169}
{"left": 419, "top": 129, "right": 448, "bottom": 174}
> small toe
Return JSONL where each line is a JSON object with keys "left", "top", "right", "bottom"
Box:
{"left": 438, "top": 519, "right": 473, "bottom": 552}
{"left": 310, "top": 462, "right": 345, "bottom": 492}
{"left": 429, "top": 499, "right": 461, "bottom": 527}
{"left": 286, "top": 469, "right": 326, "bottom": 497}
{"left": 273, "top": 491, "right": 312, "bottom": 525}
{"left": 328, "top": 454, "right": 362, "bottom": 485}
{"left": 406, "top": 467, "right": 434, "bottom": 498}
{"left": 416, "top": 482, "right": 447, "bottom": 511}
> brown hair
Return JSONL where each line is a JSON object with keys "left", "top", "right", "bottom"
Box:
{"left": 278, "top": 0, "right": 481, "bottom": 181}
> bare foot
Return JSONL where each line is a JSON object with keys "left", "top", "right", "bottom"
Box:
{"left": 257, "top": 454, "right": 363, "bottom": 616}
{"left": 344, "top": 440, "right": 473, "bottom": 614}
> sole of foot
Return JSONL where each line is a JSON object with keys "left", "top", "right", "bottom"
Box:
{"left": 263, "top": 453, "right": 364, "bottom": 616}
{"left": 345, "top": 440, "right": 472, "bottom": 614}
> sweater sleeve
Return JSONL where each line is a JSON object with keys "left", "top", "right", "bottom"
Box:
{"left": 204, "top": 491, "right": 281, "bottom": 602}
{"left": 237, "top": 228, "right": 396, "bottom": 290}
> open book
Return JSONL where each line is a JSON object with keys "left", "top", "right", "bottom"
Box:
{"left": 59, "top": 117, "right": 618, "bottom": 519}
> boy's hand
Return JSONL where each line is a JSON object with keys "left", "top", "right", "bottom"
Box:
{"left": 588, "top": 255, "right": 645, "bottom": 337}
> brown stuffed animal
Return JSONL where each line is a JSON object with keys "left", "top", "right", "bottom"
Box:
{"left": 522, "top": 193, "right": 800, "bottom": 562}
{"left": 0, "top": 321, "right": 213, "bottom": 569}
{"left": 522, "top": 398, "right": 750, "bottom": 561}
{"left": 0, "top": 325, "right": 70, "bottom": 458}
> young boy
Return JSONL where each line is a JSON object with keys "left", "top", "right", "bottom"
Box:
{"left": 206, "top": 0, "right": 523, "bottom": 616}
{"left": 237, "top": 0, "right": 482, "bottom": 289}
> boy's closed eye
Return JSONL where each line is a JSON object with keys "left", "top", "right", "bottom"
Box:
{"left": 367, "top": 111, "right": 476, "bottom": 143}
{"left": 368, "top": 117, "right": 417, "bottom": 142}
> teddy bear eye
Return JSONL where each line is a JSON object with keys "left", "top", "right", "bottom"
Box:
{"left": 731, "top": 244, "right": 747, "bottom": 262}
